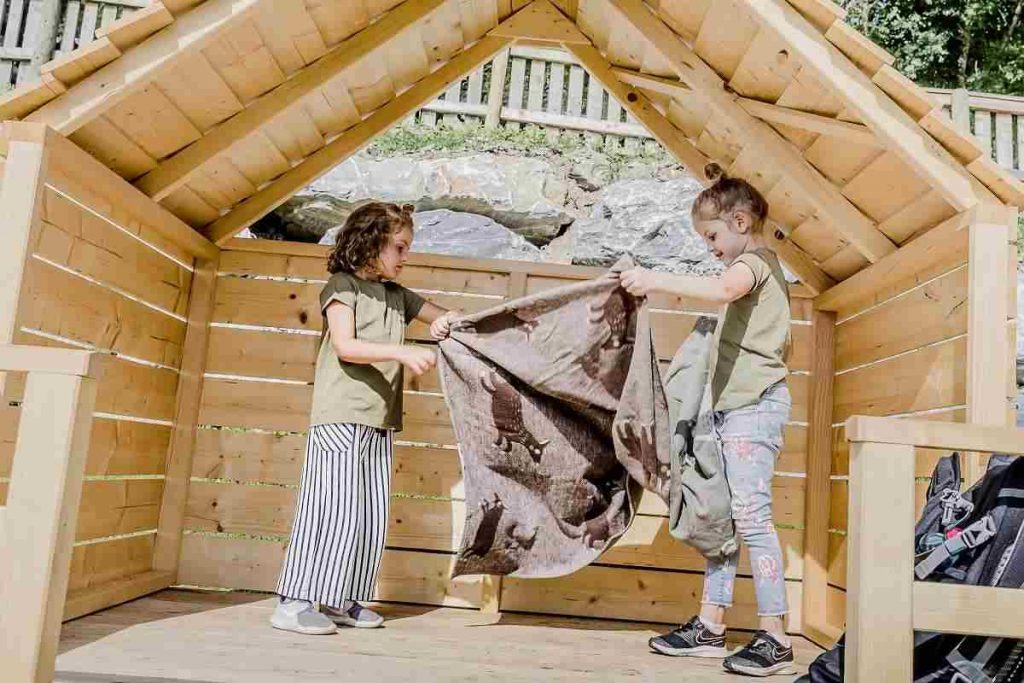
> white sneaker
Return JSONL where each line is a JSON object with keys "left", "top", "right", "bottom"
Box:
{"left": 270, "top": 598, "right": 337, "bottom": 635}
{"left": 321, "top": 601, "right": 384, "bottom": 629}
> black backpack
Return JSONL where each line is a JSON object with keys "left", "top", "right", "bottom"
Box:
{"left": 800, "top": 453, "right": 1024, "bottom": 682}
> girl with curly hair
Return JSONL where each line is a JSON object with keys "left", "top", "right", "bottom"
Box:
{"left": 271, "top": 202, "right": 459, "bottom": 635}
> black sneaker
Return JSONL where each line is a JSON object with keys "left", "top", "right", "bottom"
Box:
{"left": 723, "top": 630, "right": 794, "bottom": 677}
{"left": 649, "top": 616, "right": 727, "bottom": 658}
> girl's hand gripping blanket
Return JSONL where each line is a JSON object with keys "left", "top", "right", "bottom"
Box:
{"left": 438, "top": 258, "right": 672, "bottom": 578}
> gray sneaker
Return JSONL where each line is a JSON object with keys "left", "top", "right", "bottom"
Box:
{"left": 270, "top": 598, "right": 337, "bottom": 635}
{"left": 321, "top": 601, "right": 384, "bottom": 629}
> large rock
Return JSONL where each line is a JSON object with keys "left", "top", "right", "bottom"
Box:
{"left": 263, "top": 153, "right": 573, "bottom": 244}
{"left": 564, "top": 176, "right": 720, "bottom": 275}
{"left": 320, "top": 209, "right": 543, "bottom": 263}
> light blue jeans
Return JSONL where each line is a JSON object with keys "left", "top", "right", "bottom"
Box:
{"left": 702, "top": 381, "right": 791, "bottom": 617}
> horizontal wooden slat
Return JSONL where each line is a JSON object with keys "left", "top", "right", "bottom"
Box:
{"left": 177, "top": 536, "right": 482, "bottom": 608}
{"left": 37, "top": 185, "right": 193, "bottom": 316}
{"left": 191, "top": 428, "right": 461, "bottom": 494}
{"left": 198, "top": 379, "right": 452, "bottom": 443}
{"left": 76, "top": 478, "right": 164, "bottom": 543}
{"left": 64, "top": 569, "right": 174, "bottom": 622}
{"left": 18, "top": 258, "right": 186, "bottom": 367}
{"left": 832, "top": 336, "right": 966, "bottom": 423}
{"left": 67, "top": 533, "right": 156, "bottom": 595}
{"left": 831, "top": 408, "right": 965, "bottom": 477}
{"left": 846, "top": 415, "right": 1024, "bottom": 456}
{"left": 502, "top": 564, "right": 803, "bottom": 631}
{"left": 9, "top": 334, "right": 179, "bottom": 421}
{"left": 219, "top": 250, "right": 513, "bottom": 296}
{"left": 212, "top": 275, "right": 497, "bottom": 336}
{"left": 913, "top": 583, "right": 1024, "bottom": 638}
{"left": 835, "top": 266, "right": 967, "bottom": 371}
{"left": 204, "top": 325, "right": 439, "bottom": 386}
{"left": 0, "top": 409, "right": 171, "bottom": 479}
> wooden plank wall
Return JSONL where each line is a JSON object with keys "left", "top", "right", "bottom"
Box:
{"left": 820, "top": 225, "right": 1012, "bottom": 632}
{"left": 0, "top": 135, "right": 196, "bottom": 618}
{"left": 178, "top": 239, "right": 816, "bottom": 631}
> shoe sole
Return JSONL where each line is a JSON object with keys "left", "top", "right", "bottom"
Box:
{"left": 270, "top": 617, "right": 337, "bottom": 635}
{"left": 722, "top": 661, "right": 794, "bottom": 677}
{"left": 649, "top": 642, "right": 728, "bottom": 658}
{"left": 328, "top": 616, "right": 384, "bottom": 629}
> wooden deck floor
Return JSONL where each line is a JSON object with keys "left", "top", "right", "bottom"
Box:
{"left": 56, "top": 590, "right": 821, "bottom": 682}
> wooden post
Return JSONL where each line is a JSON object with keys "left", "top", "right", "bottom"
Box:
{"left": 845, "top": 440, "right": 915, "bottom": 682}
{"left": 0, "top": 123, "right": 49, "bottom": 395}
{"left": 0, "top": 350, "right": 99, "bottom": 683}
{"left": 966, "top": 203, "right": 1013, "bottom": 484}
{"left": 0, "top": 124, "right": 48, "bottom": 345}
{"left": 153, "top": 254, "right": 220, "bottom": 577}
{"left": 950, "top": 88, "right": 971, "bottom": 136}
{"left": 801, "top": 309, "right": 837, "bottom": 646}
{"left": 485, "top": 49, "right": 510, "bottom": 129}
{"left": 24, "top": 0, "right": 64, "bottom": 83}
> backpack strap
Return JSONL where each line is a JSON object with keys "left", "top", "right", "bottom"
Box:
{"left": 915, "top": 515, "right": 998, "bottom": 580}
{"left": 940, "top": 488, "right": 975, "bottom": 527}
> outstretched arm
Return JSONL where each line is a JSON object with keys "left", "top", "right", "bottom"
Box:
{"left": 616, "top": 263, "right": 755, "bottom": 305}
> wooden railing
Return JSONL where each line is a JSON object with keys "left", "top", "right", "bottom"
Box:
{"left": 844, "top": 416, "right": 1024, "bottom": 681}
{"left": 0, "top": 345, "right": 99, "bottom": 683}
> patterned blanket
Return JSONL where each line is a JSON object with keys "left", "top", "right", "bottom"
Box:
{"left": 438, "top": 259, "right": 672, "bottom": 578}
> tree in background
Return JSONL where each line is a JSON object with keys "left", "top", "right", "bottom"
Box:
{"left": 840, "top": 0, "right": 1024, "bottom": 95}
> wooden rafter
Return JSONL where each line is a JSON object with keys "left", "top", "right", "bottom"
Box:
{"left": 135, "top": 0, "right": 448, "bottom": 201}
{"left": 612, "top": 66, "right": 879, "bottom": 147}
{"left": 738, "top": 0, "right": 979, "bottom": 212}
{"left": 570, "top": 43, "right": 835, "bottom": 294}
{"left": 204, "top": 35, "right": 514, "bottom": 245}
{"left": 603, "top": 0, "right": 898, "bottom": 264}
{"left": 24, "top": 0, "right": 267, "bottom": 135}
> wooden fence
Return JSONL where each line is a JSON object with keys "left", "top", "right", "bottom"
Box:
{"left": 0, "top": 0, "right": 145, "bottom": 86}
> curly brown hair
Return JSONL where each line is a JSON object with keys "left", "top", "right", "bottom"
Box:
{"left": 691, "top": 163, "right": 769, "bottom": 234}
{"left": 327, "top": 202, "right": 414, "bottom": 275}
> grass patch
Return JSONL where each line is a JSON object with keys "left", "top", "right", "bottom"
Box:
{"left": 367, "top": 121, "right": 674, "bottom": 184}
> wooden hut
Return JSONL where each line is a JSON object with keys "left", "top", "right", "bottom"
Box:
{"left": 0, "top": 0, "right": 1022, "bottom": 680}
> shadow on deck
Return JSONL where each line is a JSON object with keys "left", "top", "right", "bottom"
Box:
{"left": 55, "top": 590, "right": 821, "bottom": 682}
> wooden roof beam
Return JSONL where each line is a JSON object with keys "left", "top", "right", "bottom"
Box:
{"left": 135, "top": 0, "right": 448, "bottom": 202}
{"left": 738, "top": 0, "right": 980, "bottom": 212}
{"left": 604, "top": 0, "right": 897, "bottom": 264}
{"left": 611, "top": 67, "right": 878, "bottom": 146}
{"left": 571, "top": 45, "right": 834, "bottom": 294}
{"left": 204, "top": 35, "right": 514, "bottom": 245}
{"left": 24, "top": 0, "right": 266, "bottom": 135}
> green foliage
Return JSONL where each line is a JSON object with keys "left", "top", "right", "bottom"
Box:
{"left": 840, "top": 0, "right": 1024, "bottom": 95}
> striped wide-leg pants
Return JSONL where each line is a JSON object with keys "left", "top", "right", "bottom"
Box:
{"left": 275, "top": 423, "right": 393, "bottom": 607}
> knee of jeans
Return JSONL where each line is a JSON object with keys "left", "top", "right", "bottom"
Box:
{"left": 733, "top": 513, "right": 777, "bottom": 541}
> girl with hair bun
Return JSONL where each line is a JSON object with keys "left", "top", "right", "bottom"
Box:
{"left": 622, "top": 164, "right": 795, "bottom": 676}
{"left": 271, "top": 202, "right": 459, "bottom": 635}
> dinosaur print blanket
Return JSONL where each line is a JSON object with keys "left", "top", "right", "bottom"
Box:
{"left": 438, "top": 259, "right": 673, "bottom": 578}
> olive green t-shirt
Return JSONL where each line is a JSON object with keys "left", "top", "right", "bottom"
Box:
{"left": 310, "top": 272, "right": 426, "bottom": 430}
{"left": 710, "top": 249, "right": 791, "bottom": 411}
